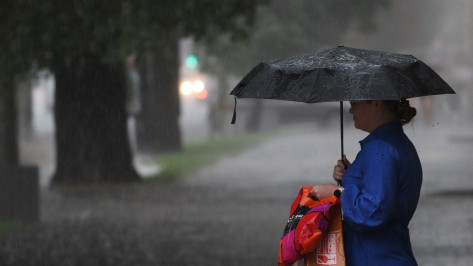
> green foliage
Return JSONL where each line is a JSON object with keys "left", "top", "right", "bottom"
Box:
{"left": 198, "top": 0, "right": 391, "bottom": 77}
{"left": 0, "top": 0, "right": 269, "bottom": 81}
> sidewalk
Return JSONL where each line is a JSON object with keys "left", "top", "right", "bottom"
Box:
{"left": 182, "top": 120, "right": 473, "bottom": 265}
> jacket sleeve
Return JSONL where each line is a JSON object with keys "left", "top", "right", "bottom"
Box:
{"left": 341, "top": 141, "right": 399, "bottom": 232}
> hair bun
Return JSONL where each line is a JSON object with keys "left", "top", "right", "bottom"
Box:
{"left": 399, "top": 99, "right": 416, "bottom": 125}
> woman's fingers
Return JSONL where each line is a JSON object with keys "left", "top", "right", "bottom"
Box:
{"left": 342, "top": 155, "right": 351, "bottom": 167}
{"left": 310, "top": 184, "right": 339, "bottom": 200}
{"left": 333, "top": 156, "right": 350, "bottom": 182}
{"left": 333, "top": 164, "right": 344, "bottom": 182}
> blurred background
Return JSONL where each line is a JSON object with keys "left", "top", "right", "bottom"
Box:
{"left": 9, "top": 0, "right": 472, "bottom": 185}
{"left": 1, "top": 0, "right": 472, "bottom": 265}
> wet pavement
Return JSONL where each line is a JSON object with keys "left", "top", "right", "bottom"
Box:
{"left": 1, "top": 119, "right": 473, "bottom": 265}
{"left": 182, "top": 120, "right": 473, "bottom": 266}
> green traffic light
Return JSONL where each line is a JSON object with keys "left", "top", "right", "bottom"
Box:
{"left": 185, "top": 54, "right": 198, "bottom": 68}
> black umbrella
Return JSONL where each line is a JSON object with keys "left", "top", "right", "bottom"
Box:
{"left": 230, "top": 46, "right": 455, "bottom": 159}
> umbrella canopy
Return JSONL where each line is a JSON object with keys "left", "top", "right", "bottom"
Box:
{"left": 230, "top": 46, "right": 455, "bottom": 102}
{"left": 230, "top": 46, "right": 456, "bottom": 161}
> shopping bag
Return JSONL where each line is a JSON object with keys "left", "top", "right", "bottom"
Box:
{"left": 304, "top": 203, "right": 345, "bottom": 266}
{"left": 278, "top": 187, "right": 339, "bottom": 266}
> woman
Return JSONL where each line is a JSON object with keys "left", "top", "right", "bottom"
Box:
{"left": 310, "top": 99, "right": 422, "bottom": 266}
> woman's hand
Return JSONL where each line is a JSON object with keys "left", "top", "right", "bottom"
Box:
{"left": 309, "top": 184, "right": 339, "bottom": 200}
{"left": 333, "top": 155, "right": 351, "bottom": 183}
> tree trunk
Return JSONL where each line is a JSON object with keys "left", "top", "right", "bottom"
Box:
{"left": 137, "top": 35, "right": 181, "bottom": 154}
{"left": 0, "top": 79, "right": 19, "bottom": 166}
{"left": 51, "top": 55, "right": 140, "bottom": 185}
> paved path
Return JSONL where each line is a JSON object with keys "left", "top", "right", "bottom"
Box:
{"left": 181, "top": 120, "right": 473, "bottom": 265}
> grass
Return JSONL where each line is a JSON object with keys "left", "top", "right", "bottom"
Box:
{"left": 147, "top": 130, "right": 289, "bottom": 182}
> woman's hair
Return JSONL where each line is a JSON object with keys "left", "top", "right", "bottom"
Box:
{"left": 383, "top": 99, "right": 417, "bottom": 125}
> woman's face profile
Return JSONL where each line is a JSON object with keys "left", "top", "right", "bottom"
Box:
{"left": 349, "top": 100, "right": 376, "bottom": 132}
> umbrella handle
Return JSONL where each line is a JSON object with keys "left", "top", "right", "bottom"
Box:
{"left": 339, "top": 101, "right": 347, "bottom": 187}
{"left": 340, "top": 101, "right": 344, "bottom": 163}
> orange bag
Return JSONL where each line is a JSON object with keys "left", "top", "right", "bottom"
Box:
{"left": 278, "top": 187, "right": 340, "bottom": 266}
{"left": 304, "top": 203, "right": 345, "bottom": 266}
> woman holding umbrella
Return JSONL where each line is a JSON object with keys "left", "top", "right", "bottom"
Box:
{"left": 310, "top": 99, "right": 422, "bottom": 266}
{"left": 230, "top": 46, "right": 455, "bottom": 266}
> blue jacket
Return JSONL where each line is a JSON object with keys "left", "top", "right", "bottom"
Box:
{"left": 341, "top": 122, "right": 422, "bottom": 266}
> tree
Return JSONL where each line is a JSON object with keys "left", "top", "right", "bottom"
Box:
{"left": 2, "top": 0, "right": 268, "bottom": 184}
{"left": 132, "top": 1, "right": 270, "bottom": 153}
{"left": 0, "top": 0, "right": 28, "bottom": 167}
{"left": 135, "top": 35, "right": 182, "bottom": 153}
{"left": 197, "top": 0, "right": 390, "bottom": 131}
{"left": 201, "top": 0, "right": 391, "bottom": 75}
{"left": 0, "top": 80, "right": 18, "bottom": 166}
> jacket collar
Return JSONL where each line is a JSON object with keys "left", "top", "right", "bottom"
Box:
{"left": 360, "top": 121, "right": 403, "bottom": 147}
